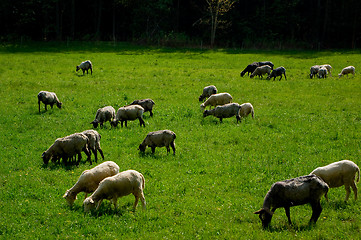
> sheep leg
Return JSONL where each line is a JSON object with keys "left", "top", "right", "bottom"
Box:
{"left": 45, "top": 104, "right": 48, "bottom": 111}
{"left": 219, "top": 118, "right": 223, "bottom": 123}
{"left": 284, "top": 206, "right": 292, "bottom": 225}
{"left": 120, "top": 120, "right": 124, "bottom": 128}
{"left": 98, "top": 148, "right": 104, "bottom": 160}
{"left": 279, "top": 75, "right": 282, "bottom": 81}
{"left": 133, "top": 195, "right": 139, "bottom": 211}
{"left": 284, "top": 73, "right": 287, "bottom": 80}
{"left": 77, "top": 152, "right": 82, "bottom": 165}
{"left": 96, "top": 199, "right": 103, "bottom": 210}
{"left": 140, "top": 192, "right": 146, "bottom": 210}
{"left": 50, "top": 103, "right": 54, "bottom": 109}
{"left": 344, "top": 184, "right": 351, "bottom": 201}
{"left": 139, "top": 117, "right": 145, "bottom": 127}
{"left": 151, "top": 146, "right": 156, "bottom": 154}
{"left": 38, "top": 101, "right": 41, "bottom": 113}
{"left": 91, "top": 148, "right": 97, "bottom": 163}
{"left": 351, "top": 181, "right": 358, "bottom": 200}
{"left": 309, "top": 201, "right": 322, "bottom": 224}
{"left": 149, "top": 110, "right": 153, "bottom": 117}
{"left": 170, "top": 142, "right": 176, "bottom": 155}
{"left": 112, "top": 198, "right": 118, "bottom": 210}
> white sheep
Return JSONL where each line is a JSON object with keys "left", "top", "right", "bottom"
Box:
{"left": 129, "top": 99, "right": 155, "bottom": 117}
{"left": 254, "top": 174, "right": 329, "bottom": 228}
{"left": 318, "top": 67, "right": 328, "bottom": 78}
{"left": 111, "top": 105, "right": 145, "bottom": 128}
{"left": 63, "top": 161, "right": 120, "bottom": 206}
{"left": 37, "top": 91, "right": 62, "bottom": 113}
{"left": 138, "top": 130, "right": 176, "bottom": 155}
{"left": 81, "top": 130, "right": 104, "bottom": 162}
{"left": 250, "top": 65, "right": 272, "bottom": 79}
{"left": 200, "top": 92, "right": 233, "bottom": 111}
{"left": 310, "top": 65, "right": 320, "bottom": 79}
{"left": 203, "top": 103, "right": 242, "bottom": 123}
{"left": 83, "top": 170, "right": 146, "bottom": 212}
{"left": 320, "top": 64, "right": 332, "bottom": 76}
{"left": 76, "top": 60, "right": 93, "bottom": 75}
{"left": 90, "top": 106, "right": 116, "bottom": 128}
{"left": 42, "top": 133, "right": 91, "bottom": 165}
{"left": 199, "top": 85, "right": 218, "bottom": 102}
{"left": 310, "top": 160, "right": 360, "bottom": 201}
{"left": 338, "top": 66, "right": 355, "bottom": 77}
{"left": 239, "top": 103, "right": 254, "bottom": 120}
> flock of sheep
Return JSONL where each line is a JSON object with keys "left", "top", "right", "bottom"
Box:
{"left": 38, "top": 60, "right": 359, "bottom": 228}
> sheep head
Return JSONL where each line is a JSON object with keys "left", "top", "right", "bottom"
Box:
{"left": 83, "top": 197, "right": 96, "bottom": 212}
{"left": 42, "top": 152, "right": 51, "bottom": 164}
{"left": 90, "top": 119, "right": 99, "bottom": 128}
{"left": 254, "top": 208, "right": 273, "bottom": 228}
{"left": 138, "top": 144, "right": 146, "bottom": 152}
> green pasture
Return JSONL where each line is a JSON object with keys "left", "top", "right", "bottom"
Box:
{"left": 0, "top": 42, "right": 360, "bottom": 239}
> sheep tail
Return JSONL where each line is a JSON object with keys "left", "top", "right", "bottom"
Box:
{"left": 173, "top": 132, "right": 176, "bottom": 140}
{"left": 356, "top": 165, "right": 360, "bottom": 183}
{"left": 251, "top": 108, "right": 255, "bottom": 119}
{"left": 141, "top": 173, "right": 145, "bottom": 190}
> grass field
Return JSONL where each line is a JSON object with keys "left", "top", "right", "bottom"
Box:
{"left": 0, "top": 42, "right": 360, "bottom": 239}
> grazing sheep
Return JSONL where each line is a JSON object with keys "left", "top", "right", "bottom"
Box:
{"left": 240, "top": 62, "right": 259, "bottom": 77}
{"left": 111, "top": 105, "right": 145, "bottom": 128}
{"left": 90, "top": 106, "right": 116, "bottom": 128}
{"left": 37, "top": 91, "right": 62, "bottom": 113}
{"left": 63, "top": 161, "right": 120, "bottom": 206}
{"left": 310, "top": 65, "right": 320, "bottom": 79}
{"left": 42, "top": 133, "right": 91, "bottom": 165}
{"left": 76, "top": 60, "right": 93, "bottom": 75}
{"left": 318, "top": 67, "right": 328, "bottom": 79}
{"left": 83, "top": 170, "right": 146, "bottom": 212}
{"left": 199, "top": 85, "right": 218, "bottom": 102}
{"left": 320, "top": 64, "right": 332, "bottom": 77}
{"left": 200, "top": 93, "right": 233, "bottom": 111}
{"left": 254, "top": 174, "right": 329, "bottom": 228}
{"left": 239, "top": 103, "right": 254, "bottom": 120}
{"left": 203, "top": 103, "right": 242, "bottom": 123}
{"left": 338, "top": 66, "right": 355, "bottom": 77}
{"left": 310, "top": 160, "right": 360, "bottom": 201}
{"left": 267, "top": 66, "right": 287, "bottom": 81}
{"left": 258, "top": 61, "right": 274, "bottom": 69}
{"left": 250, "top": 65, "right": 272, "bottom": 79}
{"left": 138, "top": 130, "right": 176, "bottom": 155}
{"left": 129, "top": 99, "right": 155, "bottom": 117}
{"left": 81, "top": 130, "right": 104, "bottom": 162}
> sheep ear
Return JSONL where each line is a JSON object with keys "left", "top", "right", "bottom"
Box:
{"left": 254, "top": 209, "right": 264, "bottom": 215}
{"left": 90, "top": 199, "right": 94, "bottom": 204}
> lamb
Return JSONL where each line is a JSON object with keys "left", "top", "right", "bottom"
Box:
{"left": 111, "top": 105, "right": 145, "bottom": 128}
{"left": 310, "top": 160, "right": 360, "bottom": 201}
{"left": 239, "top": 103, "right": 254, "bottom": 120}
{"left": 37, "top": 91, "right": 62, "bottom": 113}
{"left": 83, "top": 170, "right": 146, "bottom": 212}
{"left": 42, "top": 133, "right": 91, "bottom": 165}
{"left": 203, "top": 103, "right": 242, "bottom": 123}
{"left": 320, "top": 64, "right": 332, "bottom": 77}
{"left": 309, "top": 65, "right": 320, "bottom": 79}
{"left": 199, "top": 85, "right": 218, "bottom": 102}
{"left": 240, "top": 62, "right": 259, "bottom": 77}
{"left": 76, "top": 60, "right": 93, "bottom": 75}
{"left": 258, "top": 61, "right": 274, "bottom": 69}
{"left": 129, "top": 99, "right": 155, "bottom": 117}
{"left": 318, "top": 67, "right": 328, "bottom": 79}
{"left": 338, "top": 66, "right": 355, "bottom": 77}
{"left": 63, "top": 161, "right": 120, "bottom": 206}
{"left": 267, "top": 66, "right": 287, "bottom": 81}
{"left": 250, "top": 65, "right": 272, "bottom": 79}
{"left": 254, "top": 174, "right": 329, "bottom": 228}
{"left": 200, "top": 92, "right": 233, "bottom": 111}
{"left": 90, "top": 106, "right": 116, "bottom": 128}
{"left": 81, "top": 130, "right": 104, "bottom": 162}
{"left": 138, "top": 130, "right": 176, "bottom": 155}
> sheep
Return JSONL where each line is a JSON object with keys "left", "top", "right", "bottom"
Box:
{"left": 320, "top": 64, "right": 332, "bottom": 77}
{"left": 240, "top": 62, "right": 259, "bottom": 77}
{"left": 200, "top": 93, "right": 233, "bottom": 111}
{"left": 129, "top": 99, "right": 155, "bottom": 117}
{"left": 203, "top": 103, "right": 242, "bottom": 123}
{"left": 254, "top": 174, "right": 329, "bottom": 228}
{"left": 37, "top": 91, "right": 62, "bottom": 113}
{"left": 90, "top": 106, "right": 116, "bottom": 128}
{"left": 63, "top": 161, "right": 120, "bottom": 206}
{"left": 267, "top": 66, "right": 287, "bottom": 81}
{"left": 81, "top": 130, "right": 104, "bottom": 162}
{"left": 111, "top": 105, "right": 145, "bottom": 128}
{"left": 318, "top": 67, "right": 328, "bottom": 79}
{"left": 258, "top": 61, "right": 274, "bottom": 69}
{"left": 138, "top": 130, "right": 176, "bottom": 155}
{"left": 76, "top": 60, "right": 93, "bottom": 75}
{"left": 83, "top": 170, "right": 146, "bottom": 212}
{"left": 239, "top": 103, "right": 254, "bottom": 120}
{"left": 42, "top": 133, "right": 91, "bottom": 165}
{"left": 250, "top": 65, "right": 272, "bottom": 79}
{"left": 199, "top": 85, "right": 218, "bottom": 102}
{"left": 338, "top": 66, "right": 355, "bottom": 77}
{"left": 310, "top": 160, "right": 360, "bottom": 201}
{"left": 310, "top": 65, "right": 320, "bottom": 79}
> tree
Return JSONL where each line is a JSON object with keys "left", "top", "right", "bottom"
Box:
{"left": 206, "top": 0, "right": 237, "bottom": 47}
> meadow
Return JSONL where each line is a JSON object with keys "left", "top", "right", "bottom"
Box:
{"left": 0, "top": 42, "right": 360, "bottom": 239}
